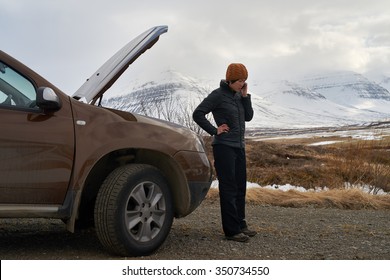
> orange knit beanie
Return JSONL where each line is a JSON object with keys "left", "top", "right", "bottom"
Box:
{"left": 226, "top": 63, "right": 248, "bottom": 81}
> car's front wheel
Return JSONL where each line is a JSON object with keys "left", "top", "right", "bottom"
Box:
{"left": 94, "top": 164, "right": 173, "bottom": 256}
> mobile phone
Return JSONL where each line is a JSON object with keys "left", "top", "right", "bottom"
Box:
{"left": 242, "top": 83, "right": 247, "bottom": 89}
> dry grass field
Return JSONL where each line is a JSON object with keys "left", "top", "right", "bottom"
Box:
{"left": 203, "top": 129, "right": 390, "bottom": 210}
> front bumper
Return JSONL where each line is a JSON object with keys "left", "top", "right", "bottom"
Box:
{"left": 173, "top": 150, "right": 213, "bottom": 214}
{"left": 188, "top": 180, "right": 212, "bottom": 213}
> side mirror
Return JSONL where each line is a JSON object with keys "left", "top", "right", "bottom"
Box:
{"left": 36, "top": 87, "right": 62, "bottom": 111}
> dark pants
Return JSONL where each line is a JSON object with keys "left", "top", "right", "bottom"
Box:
{"left": 213, "top": 144, "right": 248, "bottom": 236}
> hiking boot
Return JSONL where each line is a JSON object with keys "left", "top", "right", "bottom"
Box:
{"left": 241, "top": 227, "right": 257, "bottom": 237}
{"left": 226, "top": 233, "right": 250, "bottom": 242}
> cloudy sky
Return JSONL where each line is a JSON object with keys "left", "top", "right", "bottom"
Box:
{"left": 1, "top": 0, "right": 390, "bottom": 94}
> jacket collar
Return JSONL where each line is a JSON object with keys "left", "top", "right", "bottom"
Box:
{"left": 220, "top": 79, "right": 236, "bottom": 94}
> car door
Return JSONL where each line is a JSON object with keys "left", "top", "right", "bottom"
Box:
{"left": 0, "top": 61, "right": 74, "bottom": 204}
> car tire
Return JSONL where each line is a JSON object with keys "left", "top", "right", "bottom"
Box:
{"left": 94, "top": 164, "right": 173, "bottom": 256}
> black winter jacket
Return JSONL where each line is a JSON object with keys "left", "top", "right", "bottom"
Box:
{"left": 193, "top": 80, "right": 254, "bottom": 148}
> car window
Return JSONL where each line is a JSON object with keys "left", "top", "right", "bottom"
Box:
{"left": 0, "top": 61, "right": 37, "bottom": 109}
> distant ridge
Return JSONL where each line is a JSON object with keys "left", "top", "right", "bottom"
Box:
{"left": 103, "top": 70, "right": 390, "bottom": 130}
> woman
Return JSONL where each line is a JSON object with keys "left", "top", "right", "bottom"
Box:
{"left": 193, "top": 63, "right": 256, "bottom": 242}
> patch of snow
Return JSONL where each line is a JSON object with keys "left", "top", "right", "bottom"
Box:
{"left": 308, "top": 141, "right": 342, "bottom": 146}
{"left": 210, "top": 180, "right": 386, "bottom": 195}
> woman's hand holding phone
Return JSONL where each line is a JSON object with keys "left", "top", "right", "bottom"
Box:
{"left": 241, "top": 82, "right": 248, "bottom": 97}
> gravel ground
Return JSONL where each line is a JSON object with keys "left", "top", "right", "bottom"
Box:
{"left": 0, "top": 200, "right": 389, "bottom": 260}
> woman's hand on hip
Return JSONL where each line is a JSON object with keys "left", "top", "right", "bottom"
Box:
{"left": 217, "top": 124, "right": 230, "bottom": 135}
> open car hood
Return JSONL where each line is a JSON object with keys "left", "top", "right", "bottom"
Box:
{"left": 72, "top": 25, "right": 168, "bottom": 104}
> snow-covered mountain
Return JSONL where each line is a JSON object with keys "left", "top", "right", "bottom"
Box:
{"left": 102, "top": 70, "right": 390, "bottom": 130}
{"left": 248, "top": 71, "right": 390, "bottom": 128}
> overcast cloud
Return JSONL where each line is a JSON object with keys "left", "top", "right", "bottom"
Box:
{"left": 1, "top": 0, "right": 390, "bottom": 94}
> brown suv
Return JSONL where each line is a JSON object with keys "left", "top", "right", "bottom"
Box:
{"left": 0, "top": 26, "right": 212, "bottom": 256}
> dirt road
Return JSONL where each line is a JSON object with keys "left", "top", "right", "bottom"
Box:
{"left": 1, "top": 200, "right": 389, "bottom": 260}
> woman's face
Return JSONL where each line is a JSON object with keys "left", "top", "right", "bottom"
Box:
{"left": 229, "top": 79, "right": 246, "bottom": 92}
